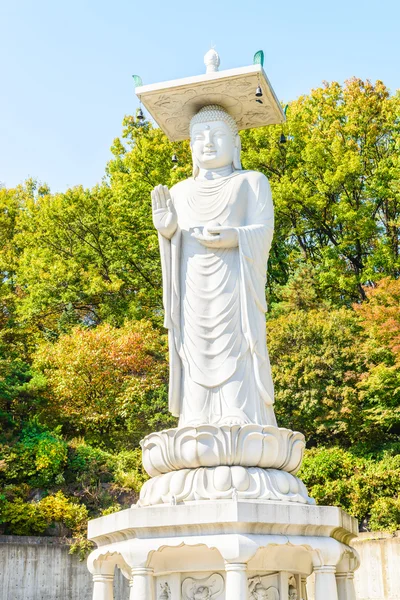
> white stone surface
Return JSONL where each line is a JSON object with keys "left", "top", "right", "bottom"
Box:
{"left": 10, "top": 532, "right": 400, "bottom": 600}
{"left": 87, "top": 501, "right": 358, "bottom": 600}
{"left": 88, "top": 500, "right": 358, "bottom": 546}
{"left": 352, "top": 532, "right": 400, "bottom": 600}
{"left": 152, "top": 107, "right": 277, "bottom": 429}
{"left": 141, "top": 425, "right": 305, "bottom": 478}
{"left": 182, "top": 573, "right": 224, "bottom": 599}
{"left": 249, "top": 573, "right": 281, "bottom": 600}
{"left": 204, "top": 49, "right": 220, "bottom": 74}
{"left": 8, "top": 532, "right": 399, "bottom": 600}
{"left": 137, "top": 467, "right": 313, "bottom": 506}
{"left": 146, "top": 100, "right": 313, "bottom": 512}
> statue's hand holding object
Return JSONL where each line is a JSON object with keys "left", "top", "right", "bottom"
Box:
{"left": 191, "top": 220, "right": 238, "bottom": 249}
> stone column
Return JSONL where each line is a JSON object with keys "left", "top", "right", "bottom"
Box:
{"left": 92, "top": 573, "right": 114, "bottom": 600}
{"left": 279, "top": 571, "right": 289, "bottom": 600}
{"left": 129, "top": 567, "right": 155, "bottom": 600}
{"left": 335, "top": 570, "right": 356, "bottom": 600}
{"left": 225, "top": 563, "right": 248, "bottom": 599}
{"left": 301, "top": 575, "right": 308, "bottom": 600}
{"left": 335, "top": 572, "right": 347, "bottom": 600}
{"left": 314, "top": 566, "right": 338, "bottom": 600}
{"left": 346, "top": 572, "right": 356, "bottom": 600}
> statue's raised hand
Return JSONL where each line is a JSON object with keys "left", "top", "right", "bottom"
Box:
{"left": 151, "top": 184, "right": 177, "bottom": 239}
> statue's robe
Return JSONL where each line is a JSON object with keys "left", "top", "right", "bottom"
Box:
{"left": 159, "top": 170, "right": 276, "bottom": 427}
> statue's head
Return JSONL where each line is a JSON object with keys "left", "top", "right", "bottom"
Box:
{"left": 289, "top": 586, "right": 298, "bottom": 600}
{"left": 190, "top": 105, "right": 242, "bottom": 178}
{"left": 250, "top": 584, "right": 268, "bottom": 600}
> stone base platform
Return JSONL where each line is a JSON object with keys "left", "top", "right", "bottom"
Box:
{"left": 87, "top": 500, "right": 359, "bottom": 600}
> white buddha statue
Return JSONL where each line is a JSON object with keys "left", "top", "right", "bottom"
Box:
{"left": 151, "top": 104, "right": 277, "bottom": 427}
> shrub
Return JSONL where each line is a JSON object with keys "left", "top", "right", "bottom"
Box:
{"left": 0, "top": 422, "right": 67, "bottom": 487}
{"left": 0, "top": 497, "right": 47, "bottom": 535}
{"left": 39, "top": 491, "right": 88, "bottom": 533}
{"left": 65, "top": 441, "right": 114, "bottom": 486}
{"left": 111, "top": 448, "right": 148, "bottom": 492}
{"left": 369, "top": 497, "right": 400, "bottom": 533}
{"left": 299, "top": 447, "right": 400, "bottom": 527}
{"left": 33, "top": 321, "right": 170, "bottom": 449}
{"left": 0, "top": 491, "right": 88, "bottom": 536}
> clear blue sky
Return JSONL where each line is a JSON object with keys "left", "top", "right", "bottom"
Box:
{"left": 0, "top": 0, "right": 399, "bottom": 192}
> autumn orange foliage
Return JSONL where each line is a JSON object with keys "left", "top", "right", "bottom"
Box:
{"left": 34, "top": 321, "right": 169, "bottom": 443}
{"left": 355, "top": 278, "right": 400, "bottom": 357}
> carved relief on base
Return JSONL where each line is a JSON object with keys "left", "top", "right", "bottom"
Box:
{"left": 137, "top": 466, "right": 314, "bottom": 506}
{"left": 249, "top": 574, "right": 300, "bottom": 600}
{"left": 249, "top": 577, "right": 280, "bottom": 600}
{"left": 141, "top": 424, "right": 305, "bottom": 478}
{"left": 158, "top": 582, "right": 171, "bottom": 600}
{"left": 182, "top": 573, "right": 224, "bottom": 600}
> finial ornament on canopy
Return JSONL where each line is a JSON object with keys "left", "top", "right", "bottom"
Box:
{"left": 204, "top": 48, "right": 220, "bottom": 73}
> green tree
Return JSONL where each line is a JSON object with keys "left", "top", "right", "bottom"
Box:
{"left": 242, "top": 79, "right": 400, "bottom": 304}
{"left": 354, "top": 277, "right": 400, "bottom": 437}
{"left": 16, "top": 182, "right": 160, "bottom": 332}
{"left": 13, "top": 121, "right": 191, "bottom": 333}
{"left": 268, "top": 303, "right": 366, "bottom": 445}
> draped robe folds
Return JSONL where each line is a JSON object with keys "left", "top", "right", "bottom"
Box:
{"left": 159, "top": 170, "right": 277, "bottom": 427}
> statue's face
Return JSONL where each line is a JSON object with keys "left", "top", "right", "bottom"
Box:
{"left": 191, "top": 120, "right": 235, "bottom": 170}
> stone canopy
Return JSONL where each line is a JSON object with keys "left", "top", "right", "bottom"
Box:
{"left": 135, "top": 59, "right": 285, "bottom": 141}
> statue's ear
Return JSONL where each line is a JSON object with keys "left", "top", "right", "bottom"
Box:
{"left": 192, "top": 158, "right": 200, "bottom": 179}
{"left": 191, "top": 144, "right": 200, "bottom": 178}
{"left": 233, "top": 134, "right": 242, "bottom": 170}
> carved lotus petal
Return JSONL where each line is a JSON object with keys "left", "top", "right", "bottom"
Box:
{"left": 214, "top": 466, "right": 232, "bottom": 492}
{"left": 140, "top": 425, "right": 305, "bottom": 477}
{"left": 231, "top": 465, "right": 250, "bottom": 491}
{"left": 239, "top": 431, "right": 265, "bottom": 466}
{"left": 137, "top": 466, "right": 314, "bottom": 507}
{"left": 259, "top": 433, "right": 280, "bottom": 467}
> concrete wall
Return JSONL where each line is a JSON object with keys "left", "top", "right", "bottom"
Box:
{"left": 352, "top": 532, "right": 400, "bottom": 600}
{"left": 1, "top": 532, "right": 399, "bottom": 600}
{"left": 0, "top": 536, "right": 129, "bottom": 600}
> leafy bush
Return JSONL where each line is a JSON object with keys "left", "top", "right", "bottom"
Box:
{"left": 369, "top": 497, "right": 400, "bottom": 533}
{"left": 0, "top": 491, "right": 88, "bottom": 536}
{"left": 111, "top": 448, "right": 148, "bottom": 492}
{"left": 0, "top": 430, "right": 143, "bottom": 544}
{"left": 0, "top": 422, "right": 67, "bottom": 487}
{"left": 65, "top": 441, "right": 148, "bottom": 492}
{"left": 65, "top": 441, "right": 114, "bottom": 486}
{"left": 0, "top": 497, "right": 47, "bottom": 535}
{"left": 299, "top": 447, "right": 400, "bottom": 529}
{"left": 39, "top": 491, "right": 88, "bottom": 533}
